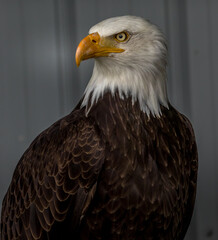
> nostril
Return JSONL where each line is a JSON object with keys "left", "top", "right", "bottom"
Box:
{"left": 92, "top": 39, "right": 97, "bottom": 43}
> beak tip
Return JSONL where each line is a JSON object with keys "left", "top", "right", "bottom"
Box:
{"left": 75, "top": 53, "right": 81, "bottom": 67}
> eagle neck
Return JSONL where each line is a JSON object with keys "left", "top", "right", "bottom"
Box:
{"left": 81, "top": 59, "right": 169, "bottom": 117}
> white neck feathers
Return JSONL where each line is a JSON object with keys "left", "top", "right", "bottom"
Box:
{"left": 81, "top": 57, "right": 168, "bottom": 117}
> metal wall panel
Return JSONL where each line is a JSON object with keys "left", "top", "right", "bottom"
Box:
{"left": 53, "top": 0, "right": 80, "bottom": 113}
{"left": 1, "top": 1, "right": 218, "bottom": 239}
{"left": 186, "top": 0, "right": 218, "bottom": 239}
{"left": 0, "top": 1, "right": 29, "bottom": 205}
{"left": 19, "top": 0, "right": 62, "bottom": 138}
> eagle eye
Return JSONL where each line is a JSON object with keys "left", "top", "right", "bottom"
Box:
{"left": 115, "top": 32, "right": 129, "bottom": 42}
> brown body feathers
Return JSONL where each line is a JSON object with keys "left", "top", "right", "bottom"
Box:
{"left": 1, "top": 91, "right": 198, "bottom": 240}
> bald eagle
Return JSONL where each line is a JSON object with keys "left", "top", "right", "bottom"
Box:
{"left": 1, "top": 16, "right": 197, "bottom": 240}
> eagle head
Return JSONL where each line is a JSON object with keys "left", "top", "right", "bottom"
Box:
{"left": 75, "top": 16, "right": 168, "bottom": 116}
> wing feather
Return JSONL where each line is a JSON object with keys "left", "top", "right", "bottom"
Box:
{"left": 1, "top": 112, "right": 105, "bottom": 240}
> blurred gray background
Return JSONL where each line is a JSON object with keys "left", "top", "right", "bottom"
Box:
{"left": 0, "top": 0, "right": 218, "bottom": 239}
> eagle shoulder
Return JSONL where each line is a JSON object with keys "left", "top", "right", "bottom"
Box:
{"left": 1, "top": 110, "right": 105, "bottom": 240}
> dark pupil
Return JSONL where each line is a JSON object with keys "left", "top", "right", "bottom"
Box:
{"left": 119, "top": 34, "right": 124, "bottom": 39}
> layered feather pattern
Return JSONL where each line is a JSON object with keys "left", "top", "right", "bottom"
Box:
{"left": 80, "top": 91, "right": 197, "bottom": 240}
{"left": 1, "top": 91, "right": 197, "bottom": 239}
{"left": 1, "top": 110, "right": 105, "bottom": 239}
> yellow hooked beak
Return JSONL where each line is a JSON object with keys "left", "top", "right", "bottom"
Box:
{"left": 75, "top": 32, "right": 124, "bottom": 67}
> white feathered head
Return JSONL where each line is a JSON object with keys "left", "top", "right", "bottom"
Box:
{"left": 76, "top": 16, "right": 168, "bottom": 116}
